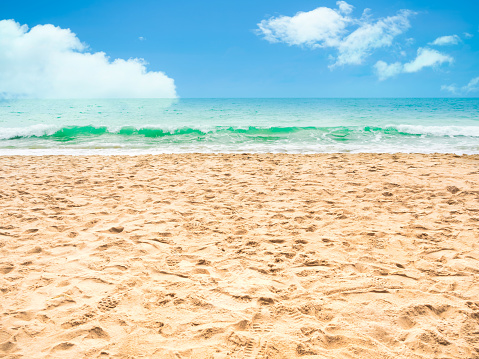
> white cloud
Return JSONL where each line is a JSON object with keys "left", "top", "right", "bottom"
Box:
{"left": 257, "top": 4, "right": 414, "bottom": 67}
{"left": 375, "top": 48, "right": 453, "bottom": 80}
{"left": 403, "top": 48, "right": 453, "bottom": 73}
{"left": 0, "top": 20, "right": 176, "bottom": 99}
{"left": 442, "top": 76, "right": 479, "bottom": 94}
{"left": 360, "top": 8, "right": 372, "bottom": 21}
{"left": 334, "top": 10, "right": 413, "bottom": 67}
{"left": 440, "top": 84, "right": 458, "bottom": 94}
{"left": 465, "top": 77, "right": 479, "bottom": 92}
{"left": 374, "top": 61, "right": 402, "bottom": 80}
{"left": 430, "top": 35, "right": 460, "bottom": 46}
{"left": 256, "top": 6, "right": 350, "bottom": 48}
{"left": 337, "top": 1, "right": 354, "bottom": 15}
{"left": 464, "top": 32, "right": 473, "bottom": 39}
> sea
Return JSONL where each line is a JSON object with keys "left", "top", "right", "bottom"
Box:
{"left": 0, "top": 98, "right": 478, "bottom": 155}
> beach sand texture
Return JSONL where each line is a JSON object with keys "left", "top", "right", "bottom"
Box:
{"left": 1, "top": 153, "right": 479, "bottom": 359}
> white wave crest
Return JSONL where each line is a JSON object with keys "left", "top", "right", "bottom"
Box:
{"left": 390, "top": 125, "right": 479, "bottom": 137}
{"left": 0, "top": 124, "right": 61, "bottom": 140}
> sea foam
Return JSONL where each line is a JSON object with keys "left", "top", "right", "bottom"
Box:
{"left": 0, "top": 98, "right": 478, "bottom": 154}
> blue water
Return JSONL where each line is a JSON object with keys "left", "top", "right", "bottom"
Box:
{"left": 0, "top": 98, "right": 478, "bottom": 155}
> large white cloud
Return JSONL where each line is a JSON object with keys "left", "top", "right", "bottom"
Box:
{"left": 441, "top": 76, "right": 479, "bottom": 94}
{"left": 0, "top": 20, "right": 177, "bottom": 99}
{"left": 256, "top": 6, "right": 350, "bottom": 48}
{"left": 256, "top": 3, "right": 414, "bottom": 67}
{"left": 374, "top": 48, "right": 453, "bottom": 80}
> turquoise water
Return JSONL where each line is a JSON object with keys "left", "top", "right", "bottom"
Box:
{"left": 0, "top": 98, "right": 478, "bottom": 154}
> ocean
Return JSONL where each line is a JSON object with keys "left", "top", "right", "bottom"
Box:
{"left": 0, "top": 98, "right": 478, "bottom": 155}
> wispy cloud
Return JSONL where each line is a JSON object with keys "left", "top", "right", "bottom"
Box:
{"left": 430, "top": 35, "right": 460, "bottom": 46}
{"left": 337, "top": 1, "right": 354, "bottom": 15}
{"left": 0, "top": 20, "right": 176, "bottom": 99}
{"left": 334, "top": 10, "right": 413, "bottom": 67}
{"left": 403, "top": 48, "right": 454, "bottom": 72}
{"left": 441, "top": 76, "right": 479, "bottom": 94}
{"left": 256, "top": 2, "right": 415, "bottom": 68}
{"left": 375, "top": 48, "right": 453, "bottom": 80}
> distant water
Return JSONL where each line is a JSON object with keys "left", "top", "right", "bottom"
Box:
{"left": 0, "top": 98, "right": 478, "bottom": 155}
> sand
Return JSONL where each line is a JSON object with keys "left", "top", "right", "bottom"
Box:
{"left": 0, "top": 153, "right": 478, "bottom": 359}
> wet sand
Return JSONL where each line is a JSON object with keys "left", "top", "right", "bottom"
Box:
{"left": 1, "top": 153, "right": 478, "bottom": 358}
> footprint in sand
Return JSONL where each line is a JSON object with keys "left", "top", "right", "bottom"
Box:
{"left": 61, "top": 311, "right": 95, "bottom": 329}
{"left": 286, "top": 308, "right": 306, "bottom": 328}
{"left": 243, "top": 337, "right": 257, "bottom": 358}
{"left": 97, "top": 295, "right": 122, "bottom": 312}
{"left": 227, "top": 310, "right": 275, "bottom": 359}
{"left": 242, "top": 311, "right": 275, "bottom": 359}
{"left": 165, "top": 256, "right": 181, "bottom": 268}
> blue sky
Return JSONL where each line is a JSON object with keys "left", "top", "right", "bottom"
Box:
{"left": 0, "top": 0, "right": 478, "bottom": 98}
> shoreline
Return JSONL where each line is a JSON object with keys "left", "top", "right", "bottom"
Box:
{"left": 1, "top": 153, "right": 478, "bottom": 358}
{"left": 1, "top": 152, "right": 479, "bottom": 157}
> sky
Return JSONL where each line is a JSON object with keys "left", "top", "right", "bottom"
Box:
{"left": 0, "top": 0, "right": 478, "bottom": 98}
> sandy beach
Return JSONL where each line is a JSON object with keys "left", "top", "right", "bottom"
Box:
{"left": 1, "top": 153, "right": 479, "bottom": 359}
